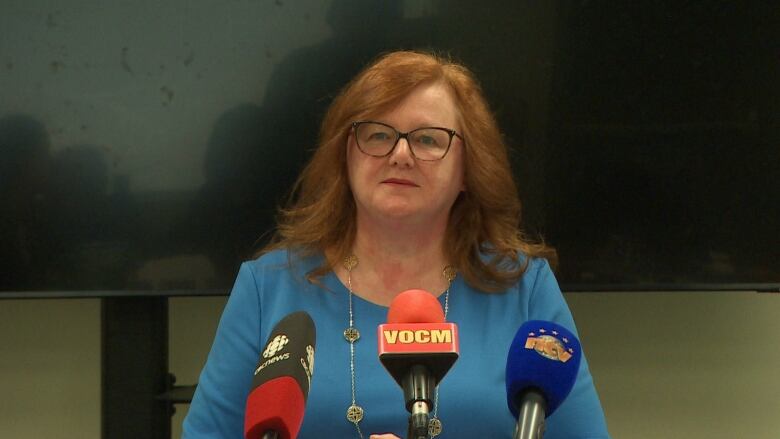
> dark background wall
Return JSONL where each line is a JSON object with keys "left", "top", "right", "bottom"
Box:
{"left": 2, "top": 3, "right": 779, "bottom": 438}
{"left": 2, "top": 0, "right": 778, "bottom": 293}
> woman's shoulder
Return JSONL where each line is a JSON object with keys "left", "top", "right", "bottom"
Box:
{"left": 520, "top": 256, "right": 557, "bottom": 296}
{"left": 522, "top": 255, "right": 554, "bottom": 277}
{"left": 242, "top": 247, "right": 323, "bottom": 276}
{"left": 478, "top": 249, "right": 553, "bottom": 278}
{"left": 503, "top": 252, "right": 558, "bottom": 296}
{"left": 245, "top": 248, "right": 290, "bottom": 266}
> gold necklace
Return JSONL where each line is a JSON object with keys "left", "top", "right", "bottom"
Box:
{"left": 342, "top": 254, "right": 457, "bottom": 438}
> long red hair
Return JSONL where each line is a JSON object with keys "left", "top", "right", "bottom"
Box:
{"left": 261, "top": 50, "right": 556, "bottom": 292}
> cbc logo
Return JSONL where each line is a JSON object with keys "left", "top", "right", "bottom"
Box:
{"left": 263, "top": 334, "right": 289, "bottom": 358}
{"left": 301, "top": 344, "right": 315, "bottom": 386}
{"left": 305, "top": 345, "right": 315, "bottom": 375}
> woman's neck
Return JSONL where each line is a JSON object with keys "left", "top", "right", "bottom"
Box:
{"left": 341, "top": 217, "right": 452, "bottom": 306}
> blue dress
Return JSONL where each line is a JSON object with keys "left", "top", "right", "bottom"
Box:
{"left": 183, "top": 249, "right": 610, "bottom": 438}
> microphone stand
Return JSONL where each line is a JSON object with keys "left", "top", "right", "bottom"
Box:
{"left": 513, "top": 390, "right": 547, "bottom": 439}
{"left": 403, "top": 364, "right": 435, "bottom": 439}
{"left": 406, "top": 400, "right": 430, "bottom": 439}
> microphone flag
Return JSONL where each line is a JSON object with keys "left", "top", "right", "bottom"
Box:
{"left": 378, "top": 289, "right": 459, "bottom": 387}
{"left": 244, "top": 311, "right": 316, "bottom": 439}
{"left": 505, "top": 320, "right": 581, "bottom": 418}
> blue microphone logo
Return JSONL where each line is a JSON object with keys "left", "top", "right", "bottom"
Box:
{"left": 524, "top": 328, "right": 575, "bottom": 363}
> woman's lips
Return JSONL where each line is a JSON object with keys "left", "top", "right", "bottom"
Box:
{"left": 381, "top": 178, "right": 419, "bottom": 187}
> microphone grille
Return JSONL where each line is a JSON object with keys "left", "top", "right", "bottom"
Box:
{"left": 387, "top": 289, "right": 445, "bottom": 323}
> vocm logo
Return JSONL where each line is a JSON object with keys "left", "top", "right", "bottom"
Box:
{"left": 383, "top": 329, "right": 452, "bottom": 344}
{"left": 524, "top": 329, "right": 574, "bottom": 363}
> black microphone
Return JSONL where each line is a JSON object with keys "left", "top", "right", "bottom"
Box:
{"left": 377, "top": 289, "right": 459, "bottom": 439}
{"left": 505, "top": 320, "right": 581, "bottom": 439}
{"left": 244, "top": 311, "right": 316, "bottom": 439}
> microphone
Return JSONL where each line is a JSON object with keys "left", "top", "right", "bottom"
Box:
{"left": 244, "top": 311, "right": 316, "bottom": 439}
{"left": 505, "top": 320, "right": 581, "bottom": 439}
{"left": 377, "top": 289, "right": 459, "bottom": 439}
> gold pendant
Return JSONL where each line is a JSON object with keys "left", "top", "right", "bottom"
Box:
{"left": 346, "top": 404, "right": 364, "bottom": 423}
{"left": 343, "top": 254, "right": 358, "bottom": 271}
{"left": 442, "top": 265, "right": 457, "bottom": 283}
{"left": 344, "top": 327, "right": 360, "bottom": 342}
{"left": 428, "top": 417, "right": 443, "bottom": 437}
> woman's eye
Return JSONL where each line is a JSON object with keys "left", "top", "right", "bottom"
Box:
{"left": 368, "top": 132, "right": 390, "bottom": 140}
{"left": 418, "top": 135, "right": 437, "bottom": 145}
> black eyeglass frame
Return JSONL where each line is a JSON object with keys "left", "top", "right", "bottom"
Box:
{"left": 350, "top": 120, "right": 464, "bottom": 161}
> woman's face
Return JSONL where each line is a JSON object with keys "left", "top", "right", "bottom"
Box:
{"left": 346, "top": 81, "right": 465, "bottom": 229}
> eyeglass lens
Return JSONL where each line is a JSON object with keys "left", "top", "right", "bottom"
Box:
{"left": 355, "top": 122, "right": 451, "bottom": 160}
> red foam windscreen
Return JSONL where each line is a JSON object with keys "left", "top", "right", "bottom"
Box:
{"left": 244, "top": 376, "right": 305, "bottom": 439}
{"left": 387, "top": 289, "right": 445, "bottom": 324}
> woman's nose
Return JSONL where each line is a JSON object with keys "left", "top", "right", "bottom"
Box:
{"left": 389, "top": 137, "right": 415, "bottom": 167}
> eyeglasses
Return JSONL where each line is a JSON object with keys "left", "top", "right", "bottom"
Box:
{"left": 351, "top": 121, "right": 463, "bottom": 161}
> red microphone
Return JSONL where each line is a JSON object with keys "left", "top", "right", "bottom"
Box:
{"left": 378, "top": 289, "right": 459, "bottom": 439}
{"left": 245, "top": 311, "right": 316, "bottom": 439}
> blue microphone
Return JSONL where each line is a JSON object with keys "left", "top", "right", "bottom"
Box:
{"left": 505, "top": 320, "right": 582, "bottom": 439}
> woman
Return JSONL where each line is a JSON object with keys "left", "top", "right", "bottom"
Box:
{"left": 183, "top": 51, "right": 610, "bottom": 438}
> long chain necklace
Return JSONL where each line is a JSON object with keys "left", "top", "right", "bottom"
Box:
{"left": 342, "top": 254, "right": 456, "bottom": 439}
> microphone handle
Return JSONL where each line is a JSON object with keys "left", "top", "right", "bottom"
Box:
{"left": 513, "top": 390, "right": 547, "bottom": 439}
{"left": 403, "top": 364, "right": 435, "bottom": 439}
{"left": 262, "top": 431, "right": 279, "bottom": 439}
